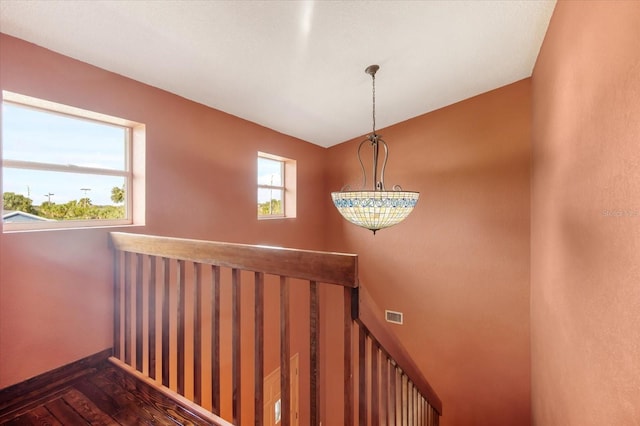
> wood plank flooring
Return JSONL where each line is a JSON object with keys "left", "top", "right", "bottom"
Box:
{"left": 0, "top": 362, "right": 213, "bottom": 425}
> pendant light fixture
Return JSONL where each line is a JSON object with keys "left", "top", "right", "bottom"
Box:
{"left": 331, "top": 65, "right": 419, "bottom": 235}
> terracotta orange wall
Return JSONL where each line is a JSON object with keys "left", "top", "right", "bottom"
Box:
{"left": 0, "top": 34, "right": 329, "bottom": 389}
{"left": 531, "top": 1, "right": 640, "bottom": 424}
{"left": 326, "top": 80, "right": 532, "bottom": 426}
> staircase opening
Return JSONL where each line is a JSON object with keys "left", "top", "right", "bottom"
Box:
{"left": 263, "top": 353, "right": 299, "bottom": 425}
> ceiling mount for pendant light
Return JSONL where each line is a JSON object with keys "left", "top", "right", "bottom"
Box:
{"left": 331, "top": 64, "right": 419, "bottom": 235}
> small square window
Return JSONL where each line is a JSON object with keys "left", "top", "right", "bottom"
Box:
{"left": 257, "top": 152, "right": 296, "bottom": 219}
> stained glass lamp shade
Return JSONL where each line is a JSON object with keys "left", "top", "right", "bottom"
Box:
{"left": 331, "top": 65, "right": 419, "bottom": 234}
{"left": 332, "top": 190, "right": 419, "bottom": 233}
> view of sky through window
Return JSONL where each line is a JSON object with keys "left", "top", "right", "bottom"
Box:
{"left": 257, "top": 156, "right": 283, "bottom": 203}
{"left": 2, "top": 102, "right": 126, "bottom": 206}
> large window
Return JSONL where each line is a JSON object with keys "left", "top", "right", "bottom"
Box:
{"left": 257, "top": 152, "right": 296, "bottom": 219}
{"left": 1, "top": 92, "right": 145, "bottom": 230}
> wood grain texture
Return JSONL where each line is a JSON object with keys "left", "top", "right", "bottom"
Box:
{"left": 381, "top": 355, "right": 388, "bottom": 425}
{"left": 135, "top": 253, "right": 144, "bottom": 372}
{"left": 211, "top": 265, "right": 221, "bottom": 415}
{"left": 113, "top": 250, "right": 121, "bottom": 360}
{"left": 176, "top": 259, "right": 186, "bottom": 396}
{"left": 371, "top": 339, "right": 379, "bottom": 426}
{"left": 111, "top": 232, "right": 358, "bottom": 287}
{"left": 358, "top": 327, "right": 366, "bottom": 426}
{"left": 194, "top": 262, "right": 203, "bottom": 405}
{"left": 0, "top": 356, "right": 221, "bottom": 426}
{"left": 232, "top": 268, "right": 241, "bottom": 425}
{"left": 161, "top": 257, "right": 170, "bottom": 388}
{"left": 309, "top": 281, "right": 320, "bottom": 426}
{"left": 389, "top": 361, "right": 397, "bottom": 425}
{"left": 280, "top": 276, "right": 291, "bottom": 426}
{"left": 108, "top": 358, "right": 233, "bottom": 426}
{"left": 343, "top": 287, "right": 353, "bottom": 426}
{"left": 0, "top": 349, "right": 111, "bottom": 417}
{"left": 148, "top": 255, "right": 157, "bottom": 380}
{"left": 254, "top": 272, "right": 265, "bottom": 426}
{"left": 45, "top": 397, "right": 90, "bottom": 425}
{"left": 124, "top": 251, "right": 132, "bottom": 366}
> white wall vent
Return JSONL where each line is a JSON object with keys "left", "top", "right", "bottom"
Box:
{"left": 385, "top": 310, "right": 403, "bottom": 325}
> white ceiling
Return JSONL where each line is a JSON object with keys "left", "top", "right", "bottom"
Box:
{"left": 0, "top": 0, "right": 556, "bottom": 147}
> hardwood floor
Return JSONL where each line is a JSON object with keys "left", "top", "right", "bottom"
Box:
{"left": 0, "top": 362, "right": 213, "bottom": 425}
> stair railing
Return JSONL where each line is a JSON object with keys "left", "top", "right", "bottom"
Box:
{"left": 110, "top": 232, "right": 441, "bottom": 425}
{"left": 352, "top": 285, "right": 442, "bottom": 425}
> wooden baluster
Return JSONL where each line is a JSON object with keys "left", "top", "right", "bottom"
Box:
{"left": 193, "top": 262, "right": 202, "bottom": 405}
{"left": 430, "top": 404, "right": 434, "bottom": 426}
{"left": 402, "top": 374, "right": 408, "bottom": 426}
{"left": 425, "top": 397, "right": 429, "bottom": 426}
{"left": 398, "top": 372, "right": 402, "bottom": 426}
{"left": 309, "top": 281, "right": 320, "bottom": 426}
{"left": 232, "top": 268, "right": 242, "bottom": 425}
{"left": 407, "top": 381, "right": 411, "bottom": 425}
{"left": 433, "top": 401, "right": 437, "bottom": 426}
{"left": 426, "top": 396, "right": 429, "bottom": 426}
{"left": 418, "top": 395, "right": 422, "bottom": 426}
{"left": 161, "top": 257, "right": 170, "bottom": 388}
{"left": 407, "top": 378, "right": 416, "bottom": 425}
{"left": 380, "top": 352, "right": 388, "bottom": 426}
{"left": 371, "top": 339, "right": 379, "bottom": 426}
{"left": 414, "top": 394, "right": 417, "bottom": 426}
{"left": 358, "top": 329, "right": 366, "bottom": 426}
{"left": 113, "top": 250, "right": 121, "bottom": 360}
{"left": 390, "top": 362, "right": 397, "bottom": 425}
{"left": 344, "top": 287, "right": 353, "bottom": 426}
{"left": 419, "top": 387, "right": 422, "bottom": 425}
{"left": 426, "top": 401, "right": 430, "bottom": 426}
{"left": 177, "top": 260, "right": 186, "bottom": 396}
{"left": 415, "top": 388, "right": 422, "bottom": 424}
{"left": 124, "top": 252, "right": 132, "bottom": 366}
{"left": 135, "top": 253, "right": 143, "bottom": 372}
{"left": 148, "top": 256, "right": 156, "bottom": 380}
{"left": 280, "top": 276, "right": 291, "bottom": 426}
{"left": 397, "top": 370, "right": 403, "bottom": 426}
{"left": 255, "top": 272, "right": 265, "bottom": 426}
{"left": 416, "top": 386, "right": 420, "bottom": 425}
{"left": 211, "top": 265, "right": 221, "bottom": 415}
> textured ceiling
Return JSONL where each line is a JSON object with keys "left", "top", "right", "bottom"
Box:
{"left": 0, "top": 0, "right": 556, "bottom": 147}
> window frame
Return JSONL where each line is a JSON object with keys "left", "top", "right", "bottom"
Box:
{"left": 1, "top": 91, "right": 145, "bottom": 232}
{"left": 257, "top": 152, "right": 296, "bottom": 220}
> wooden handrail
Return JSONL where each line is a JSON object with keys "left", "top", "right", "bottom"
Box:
{"left": 354, "top": 286, "right": 443, "bottom": 415}
{"left": 110, "top": 232, "right": 358, "bottom": 287}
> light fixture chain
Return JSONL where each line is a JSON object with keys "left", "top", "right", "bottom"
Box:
{"left": 372, "top": 72, "right": 376, "bottom": 135}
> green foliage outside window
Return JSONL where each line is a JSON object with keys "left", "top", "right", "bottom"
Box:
{"left": 111, "top": 185, "right": 125, "bottom": 204}
{"left": 2, "top": 192, "right": 37, "bottom": 214}
{"left": 258, "top": 199, "right": 282, "bottom": 216}
{"left": 3, "top": 187, "right": 125, "bottom": 221}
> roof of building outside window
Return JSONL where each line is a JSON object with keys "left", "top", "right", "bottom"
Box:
{"left": 2, "top": 210, "right": 54, "bottom": 223}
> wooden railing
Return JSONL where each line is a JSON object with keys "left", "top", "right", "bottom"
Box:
{"left": 354, "top": 286, "right": 442, "bottom": 425}
{"left": 110, "top": 232, "right": 441, "bottom": 425}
